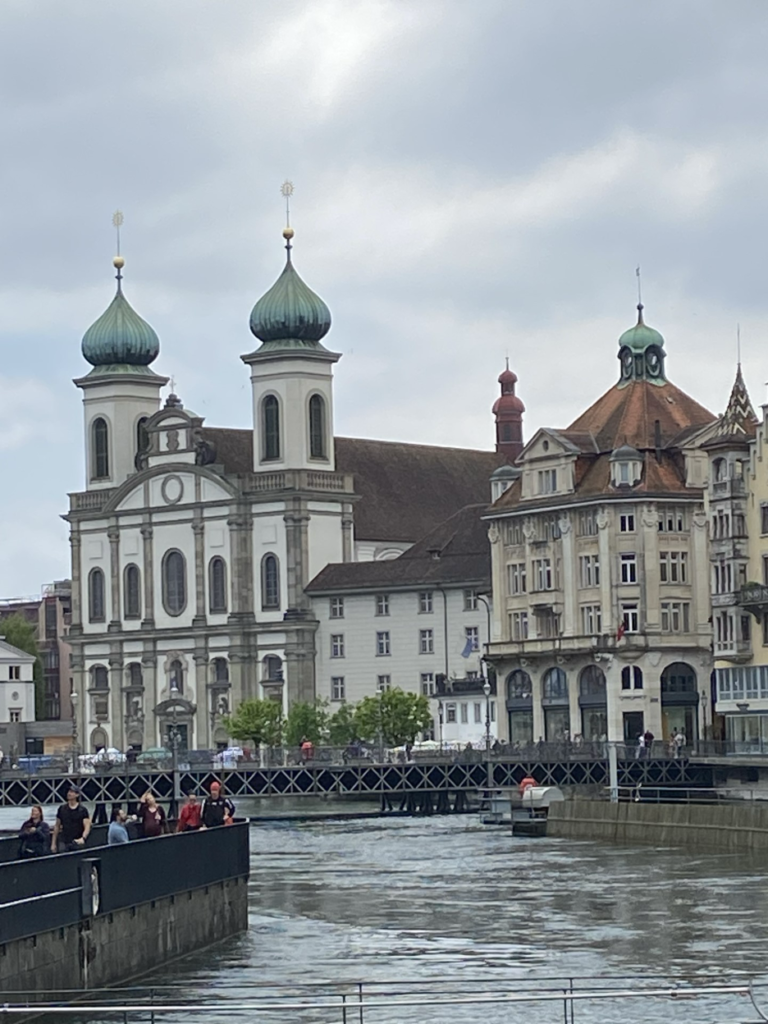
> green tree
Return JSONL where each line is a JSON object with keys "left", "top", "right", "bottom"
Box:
{"left": 284, "top": 699, "right": 329, "bottom": 747}
{"left": 354, "top": 687, "right": 433, "bottom": 748}
{"left": 0, "top": 613, "right": 44, "bottom": 717}
{"left": 224, "top": 698, "right": 284, "bottom": 749}
{"left": 327, "top": 702, "right": 358, "bottom": 746}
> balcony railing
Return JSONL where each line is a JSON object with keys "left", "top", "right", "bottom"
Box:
{"left": 739, "top": 583, "right": 768, "bottom": 613}
{"left": 69, "top": 489, "right": 116, "bottom": 512}
{"left": 714, "top": 639, "right": 752, "bottom": 662}
{"left": 711, "top": 478, "right": 746, "bottom": 497}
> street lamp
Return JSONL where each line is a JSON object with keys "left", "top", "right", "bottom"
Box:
{"left": 483, "top": 679, "right": 491, "bottom": 757}
{"left": 71, "top": 691, "right": 79, "bottom": 773}
{"left": 438, "top": 700, "right": 444, "bottom": 751}
{"left": 169, "top": 683, "right": 180, "bottom": 811}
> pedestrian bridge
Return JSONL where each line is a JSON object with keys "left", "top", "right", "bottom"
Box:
{"left": 0, "top": 756, "right": 713, "bottom": 809}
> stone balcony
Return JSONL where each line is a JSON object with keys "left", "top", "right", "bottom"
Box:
{"left": 714, "top": 639, "right": 752, "bottom": 663}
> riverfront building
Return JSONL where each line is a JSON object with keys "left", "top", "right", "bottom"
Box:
{"left": 706, "top": 374, "right": 768, "bottom": 748}
{"left": 484, "top": 305, "right": 717, "bottom": 747}
{"left": 65, "top": 232, "right": 500, "bottom": 753}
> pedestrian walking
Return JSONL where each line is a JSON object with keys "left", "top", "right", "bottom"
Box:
{"left": 177, "top": 792, "right": 202, "bottom": 832}
{"left": 18, "top": 805, "right": 51, "bottom": 857}
{"left": 52, "top": 786, "right": 91, "bottom": 853}
{"left": 108, "top": 808, "right": 131, "bottom": 845}
{"left": 673, "top": 729, "right": 686, "bottom": 759}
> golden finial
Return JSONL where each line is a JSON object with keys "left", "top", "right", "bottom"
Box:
{"left": 112, "top": 210, "right": 125, "bottom": 286}
{"left": 280, "top": 181, "right": 295, "bottom": 254}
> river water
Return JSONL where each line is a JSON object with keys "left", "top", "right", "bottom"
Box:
{"left": 140, "top": 807, "right": 768, "bottom": 1023}
{"left": 5, "top": 804, "right": 768, "bottom": 1022}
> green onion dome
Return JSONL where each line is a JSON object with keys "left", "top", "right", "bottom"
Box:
{"left": 618, "top": 303, "right": 665, "bottom": 354}
{"left": 82, "top": 258, "right": 160, "bottom": 367}
{"left": 249, "top": 229, "right": 331, "bottom": 346}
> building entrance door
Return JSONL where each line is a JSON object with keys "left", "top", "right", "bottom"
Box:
{"left": 623, "top": 711, "right": 644, "bottom": 745}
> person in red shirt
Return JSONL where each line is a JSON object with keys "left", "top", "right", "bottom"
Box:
{"left": 519, "top": 775, "right": 537, "bottom": 796}
{"left": 177, "top": 792, "right": 202, "bottom": 832}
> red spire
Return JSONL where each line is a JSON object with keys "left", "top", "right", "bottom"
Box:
{"left": 492, "top": 359, "right": 524, "bottom": 460}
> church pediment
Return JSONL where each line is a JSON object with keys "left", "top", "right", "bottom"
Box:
{"left": 106, "top": 464, "right": 238, "bottom": 513}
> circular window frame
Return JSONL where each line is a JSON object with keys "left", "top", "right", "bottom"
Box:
{"left": 161, "top": 474, "right": 184, "bottom": 506}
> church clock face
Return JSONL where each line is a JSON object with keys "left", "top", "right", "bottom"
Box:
{"left": 620, "top": 348, "right": 633, "bottom": 379}
{"left": 646, "top": 348, "right": 661, "bottom": 377}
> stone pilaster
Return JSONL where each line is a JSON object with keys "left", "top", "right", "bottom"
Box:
{"left": 284, "top": 497, "right": 310, "bottom": 611}
{"left": 109, "top": 648, "right": 123, "bottom": 747}
{"left": 227, "top": 507, "right": 254, "bottom": 622}
{"left": 488, "top": 523, "right": 504, "bottom": 641}
{"left": 108, "top": 523, "right": 121, "bottom": 632}
{"left": 640, "top": 504, "right": 660, "bottom": 632}
{"left": 192, "top": 517, "right": 206, "bottom": 627}
{"left": 597, "top": 508, "right": 612, "bottom": 631}
{"left": 141, "top": 522, "right": 155, "bottom": 628}
{"left": 692, "top": 509, "right": 711, "bottom": 635}
{"left": 559, "top": 514, "right": 575, "bottom": 636}
{"left": 341, "top": 504, "right": 354, "bottom": 563}
{"left": 283, "top": 623, "right": 317, "bottom": 705}
{"left": 193, "top": 647, "right": 209, "bottom": 746}
{"left": 142, "top": 645, "right": 157, "bottom": 748}
{"left": 69, "top": 526, "right": 83, "bottom": 636}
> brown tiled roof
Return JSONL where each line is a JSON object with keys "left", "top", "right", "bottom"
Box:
{"left": 566, "top": 379, "right": 714, "bottom": 451}
{"left": 199, "top": 427, "right": 501, "bottom": 543}
{"left": 306, "top": 504, "right": 490, "bottom": 592}
{"left": 335, "top": 438, "right": 501, "bottom": 542}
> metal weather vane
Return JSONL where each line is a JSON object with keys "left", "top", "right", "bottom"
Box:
{"left": 113, "top": 210, "right": 124, "bottom": 256}
{"left": 280, "top": 181, "right": 294, "bottom": 228}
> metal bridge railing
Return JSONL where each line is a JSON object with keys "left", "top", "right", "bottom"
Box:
{"left": 0, "top": 975, "right": 765, "bottom": 1023}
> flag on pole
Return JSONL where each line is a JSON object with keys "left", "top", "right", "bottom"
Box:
{"left": 461, "top": 637, "right": 474, "bottom": 658}
{"left": 616, "top": 620, "right": 626, "bottom": 642}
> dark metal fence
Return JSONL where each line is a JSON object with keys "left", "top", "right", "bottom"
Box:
{"left": 0, "top": 821, "right": 249, "bottom": 944}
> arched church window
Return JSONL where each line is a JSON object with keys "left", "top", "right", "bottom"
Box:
{"left": 261, "top": 554, "right": 280, "bottom": 609}
{"left": 89, "top": 568, "right": 105, "bottom": 623}
{"left": 209, "top": 557, "right": 227, "bottom": 613}
{"left": 162, "top": 550, "right": 187, "bottom": 616}
{"left": 263, "top": 655, "right": 283, "bottom": 681}
{"left": 309, "top": 394, "right": 327, "bottom": 459}
{"left": 169, "top": 659, "right": 184, "bottom": 693}
{"left": 136, "top": 417, "right": 149, "bottom": 458}
{"left": 262, "top": 395, "right": 281, "bottom": 461}
{"left": 92, "top": 418, "right": 110, "bottom": 480}
{"left": 124, "top": 564, "right": 141, "bottom": 619}
{"left": 212, "top": 657, "right": 229, "bottom": 683}
{"left": 128, "top": 662, "right": 143, "bottom": 687}
{"left": 90, "top": 664, "right": 108, "bottom": 689}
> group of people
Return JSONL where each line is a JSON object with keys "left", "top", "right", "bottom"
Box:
{"left": 17, "top": 780, "right": 236, "bottom": 857}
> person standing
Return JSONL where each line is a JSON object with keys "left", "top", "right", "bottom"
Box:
{"left": 177, "top": 792, "right": 202, "bottom": 832}
{"left": 137, "top": 791, "right": 168, "bottom": 837}
{"left": 52, "top": 786, "right": 91, "bottom": 853}
{"left": 108, "top": 808, "right": 130, "bottom": 845}
{"left": 201, "top": 781, "right": 235, "bottom": 828}
{"left": 635, "top": 732, "right": 645, "bottom": 760}
{"left": 643, "top": 730, "right": 655, "bottom": 759}
{"left": 18, "top": 805, "right": 51, "bottom": 857}
{"left": 674, "top": 729, "right": 686, "bottom": 759}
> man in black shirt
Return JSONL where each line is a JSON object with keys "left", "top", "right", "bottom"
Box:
{"left": 200, "top": 781, "right": 235, "bottom": 828}
{"left": 52, "top": 786, "right": 91, "bottom": 853}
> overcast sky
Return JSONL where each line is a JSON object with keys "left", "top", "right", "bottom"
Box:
{"left": 2, "top": 0, "right": 768, "bottom": 595}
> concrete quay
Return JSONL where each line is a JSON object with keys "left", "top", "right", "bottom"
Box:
{"left": 547, "top": 798, "right": 768, "bottom": 853}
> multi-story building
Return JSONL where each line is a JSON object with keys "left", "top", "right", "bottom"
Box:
{"left": 307, "top": 504, "right": 496, "bottom": 741}
{"left": 485, "top": 304, "right": 716, "bottom": 746}
{"left": 65, "top": 231, "right": 500, "bottom": 754}
{"left": 707, "top": 374, "right": 768, "bottom": 749}
{"left": 0, "top": 580, "right": 72, "bottom": 754}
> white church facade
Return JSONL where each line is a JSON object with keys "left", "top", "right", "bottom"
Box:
{"left": 65, "top": 228, "right": 502, "bottom": 753}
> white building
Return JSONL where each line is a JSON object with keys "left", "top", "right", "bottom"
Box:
{"left": 65, "top": 231, "right": 500, "bottom": 753}
{"left": 307, "top": 505, "right": 498, "bottom": 743}
{"left": 0, "top": 639, "right": 36, "bottom": 725}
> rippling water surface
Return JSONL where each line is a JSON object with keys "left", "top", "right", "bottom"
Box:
{"left": 134, "top": 808, "right": 768, "bottom": 1023}
{"left": 7, "top": 804, "right": 768, "bottom": 1022}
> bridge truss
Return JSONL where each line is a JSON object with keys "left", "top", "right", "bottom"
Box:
{"left": 0, "top": 758, "right": 714, "bottom": 809}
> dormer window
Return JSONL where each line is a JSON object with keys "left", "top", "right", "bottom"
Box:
{"left": 610, "top": 445, "right": 642, "bottom": 488}
{"left": 538, "top": 468, "right": 557, "bottom": 495}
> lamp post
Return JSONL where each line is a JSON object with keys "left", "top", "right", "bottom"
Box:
{"left": 169, "top": 683, "right": 180, "bottom": 812}
{"left": 71, "top": 691, "right": 79, "bottom": 774}
{"left": 438, "top": 700, "right": 444, "bottom": 752}
{"left": 483, "top": 679, "right": 491, "bottom": 757}
{"left": 700, "top": 689, "right": 709, "bottom": 750}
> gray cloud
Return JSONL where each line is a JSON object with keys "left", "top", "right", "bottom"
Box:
{"left": 2, "top": 0, "right": 768, "bottom": 592}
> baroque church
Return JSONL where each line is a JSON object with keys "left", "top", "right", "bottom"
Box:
{"left": 65, "top": 226, "right": 504, "bottom": 753}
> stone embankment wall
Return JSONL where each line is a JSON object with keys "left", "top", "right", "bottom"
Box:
{"left": 1, "top": 875, "right": 247, "bottom": 996}
{"left": 547, "top": 799, "right": 768, "bottom": 853}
